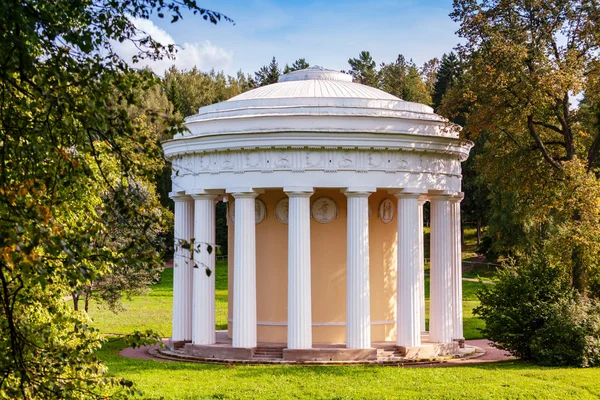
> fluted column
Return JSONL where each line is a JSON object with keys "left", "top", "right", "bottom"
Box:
{"left": 285, "top": 188, "right": 313, "bottom": 349}
{"left": 418, "top": 198, "right": 427, "bottom": 333}
{"left": 191, "top": 193, "right": 217, "bottom": 345}
{"left": 429, "top": 194, "right": 453, "bottom": 343}
{"left": 231, "top": 190, "right": 258, "bottom": 348}
{"left": 395, "top": 192, "right": 422, "bottom": 347}
{"left": 451, "top": 194, "right": 464, "bottom": 341}
{"left": 345, "top": 190, "right": 373, "bottom": 349}
{"left": 171, "top": 193, "right": 194, "bottom": 342}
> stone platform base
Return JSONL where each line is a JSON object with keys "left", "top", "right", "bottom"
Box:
{"left": 157, "top": 331, "right": 479, "bottom": 365}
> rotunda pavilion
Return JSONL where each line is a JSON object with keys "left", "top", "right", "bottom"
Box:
{"left": 163, "top": 66, "right": 473, "bottom": 362}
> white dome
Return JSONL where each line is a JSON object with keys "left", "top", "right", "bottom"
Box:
{"left": 228, "top": 78, "right": 400, "bottom": 102}
{"left": 229, "top": 66, "right": 401, "bottom": 102}
{"left": 182, "top": 66, "right": 447, "bottom": 133}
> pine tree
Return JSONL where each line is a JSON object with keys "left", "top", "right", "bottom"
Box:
{"left": 283, "top": 58, "right": 310, "bottom": 74}
{"left": 255, "top": 56, "right": 280, "bottom": 86}
{"left": 432, "top": 52, "right": 461, "bottom": 111}
{"left": 347, "top": 51, "right": 378, "bottom": 87}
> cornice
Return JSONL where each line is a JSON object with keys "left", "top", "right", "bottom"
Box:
{"left": 162, "top": 132, "right": 473, "bottom": 162}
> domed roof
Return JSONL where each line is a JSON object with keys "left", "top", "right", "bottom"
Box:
{"left": 181, "top": 66, "right": 458, "bottom": 140}
{"left": 228, "top": 66, "right": 400, "bottom": 102}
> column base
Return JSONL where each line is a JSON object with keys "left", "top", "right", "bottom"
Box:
{"left": 168, "top": 339, "right": 191, "bottom": 350}
{"left": 453, "top": 338, "right": 466, "bottom": 348}
{"left": 283, "top": 348, "right": 377, "bottom": 362}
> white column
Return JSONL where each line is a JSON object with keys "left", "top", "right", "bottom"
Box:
{"left": 429, "top": 194, "right": 453, "bottom": 343}
{"left": 345, "top": 190, "right": 373, "bottom": 349}
{"left": 231, "top": 190, "right": 258, "bottom": 348}
{"left": 285, "top": 188, "right": 313, "bottom": 349}
{"left": 418, "top": 198, "right": 426, "bottom": 333}
{"left": 451, "top": 194, "right": 464, "bottom": 341}
{"left": 395, "top": 192, "right": 422, "bottom": 347}
{"left": 171, "top": 193, "right": 194, "bottom": 342}
{"left": 191, "top": 193, "right": 217, "bottom": 345}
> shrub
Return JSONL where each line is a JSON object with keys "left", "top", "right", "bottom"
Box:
{"left": 474, "top": 255, "right": 600, "bottom": 366}
{"left": 530, "top": 297, "right": 600, "bottom": 367}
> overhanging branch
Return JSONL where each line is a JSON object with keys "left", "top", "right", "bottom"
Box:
{"left": 527, "top": 115, "right": 563, "bottom": 170}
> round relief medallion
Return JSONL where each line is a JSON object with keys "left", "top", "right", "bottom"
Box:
{"left": 312, "top": 197, "right": 337, "bottom": 223}
{"left": 255, "top": 198, "right": 266, "bottom": 224}
{"left": 379, "top": 198, "right": 395, "bottom": 224}
{"left": 275, "top": 198, "right": 289, "bottom": 224}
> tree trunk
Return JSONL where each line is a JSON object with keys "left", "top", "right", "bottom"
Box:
{"left": 72, "top": 293, "right": 79, "bottom": 311}
{"left": 476, "top": 218, "right": 481, "bottom": 246}
{"left": 84, "top": 291, "right": 90, "bottom": 313}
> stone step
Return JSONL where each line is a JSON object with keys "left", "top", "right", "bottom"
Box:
{"left": 376, "top": 348, "right": 404, "bottom": 361}
{"left": 253, "top": 347, "right": 284, "bottom": 360}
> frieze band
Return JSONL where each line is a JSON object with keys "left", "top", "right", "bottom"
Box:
{"left": 171, "top": 148, "right": 461, "bottom": 179}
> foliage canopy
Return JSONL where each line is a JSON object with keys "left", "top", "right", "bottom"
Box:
{"left": 0, "top": 0, "right": 230, "bottom": 397}
{"left": 446, "top": 0, "right": 600, "bottom": 294}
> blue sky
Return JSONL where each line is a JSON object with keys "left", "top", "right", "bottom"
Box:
{"left": 121, "top": 0, "right": 461, "bottom": 76}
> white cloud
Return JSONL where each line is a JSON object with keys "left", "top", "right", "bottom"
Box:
{"left": 113, "top": 17, "right": 233, "bottom": 75}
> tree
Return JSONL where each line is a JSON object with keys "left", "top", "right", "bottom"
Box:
{"left": 164, "top": 67, "right": 251, "bottom": 117}
{"left": 255, "top": 57, "right": 280, "bottom": 86}
{"left": 432, "top": 52, "right": 461, "bottom": 111}
{"left": 0, "top": 1, "right": 230, "bottom": 398}
{"left": 379, "top": 54, "right": 430, "bottom": 104}
{"left": 283, "top": 58, "right": 310, "bottom": 74}
{"left": 448, "top": 0, "right": 600, "bottom": 294}
{"left": 72, "top": 83, "right": 174, "bottom": 313}
{"left": 421, "top": 57, "right": 440, "bottom": 98}
{"left": 348, "top": 51, "right": 379, "bottom": 87}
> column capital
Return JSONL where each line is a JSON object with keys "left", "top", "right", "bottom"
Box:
{"left": 227, "top": 188, "right": 261, "bottom": 199}
{"left": 427, "top": 190, "right": 454, "bottom": 201}
{"left": 169, "top": 191, "right": 192, "bottom": 202}
{"left": 343, "top": 187, "right": 375, "bottom": 197}
{"left": 394, "top": 192, "right": 422, "bottom": 200}
{"left": 190, "top": 193, "right": 218, "bottom": 201}
{"left": 450, "top": 192, "right": 464, "bottom": 203}
{"left": 388, "top": 188, "right": 423, "bottom": 198}
{"left": 284, "top": 187, "right": 314, "bottom": 197}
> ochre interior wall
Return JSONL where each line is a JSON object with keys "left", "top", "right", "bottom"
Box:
{"left": 227, "top": 188, "right": 398, "bottom": 344}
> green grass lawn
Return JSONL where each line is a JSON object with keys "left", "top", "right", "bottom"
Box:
{"left": 462, "top": 263, "right": 501, "bottom": 283}
{"left": 91, "top": 253, "right": 600, "bottom": 399}
{"left": 97, "top": 338, "right": 600, "bottom": 399}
